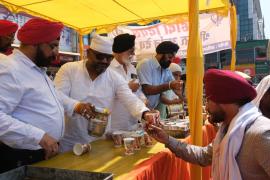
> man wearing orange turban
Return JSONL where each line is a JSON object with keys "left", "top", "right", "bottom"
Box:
{"left": 0, "top": 18, "right": 94, "bottom": 173}
{"left": 0, "top": 19, "right": 18, "bottom": 55}
{"left": 17, "top": 18, "right": 64, "bottom": 67}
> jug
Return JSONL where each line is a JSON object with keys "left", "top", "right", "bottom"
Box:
{"left": 88, "top": 107, "right": 110, "bottom": 137}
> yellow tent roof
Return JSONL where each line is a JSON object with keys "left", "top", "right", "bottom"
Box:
{"left": 0, "top": 0, "right": 229, "bottom": 34}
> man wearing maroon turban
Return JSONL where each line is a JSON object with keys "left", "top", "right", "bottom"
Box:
{"left": 145, "top": 69, "right": 270, "bottom": 180}
{"left": 0, "top": 19, "right": 18, "bottom": 55}
{"left": 0, "top": 18, "right": 95, "bottom": 173}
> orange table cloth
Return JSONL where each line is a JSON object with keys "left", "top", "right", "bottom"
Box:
{"left": 127, "top": 123, "right": 217, "bottom": 180}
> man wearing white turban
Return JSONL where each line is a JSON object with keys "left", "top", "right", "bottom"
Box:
{"left": 54, "top": 34, "right": 153, "bottom": 152}
{"left": 156, "top": 63, "right": 184, "bottom": 118}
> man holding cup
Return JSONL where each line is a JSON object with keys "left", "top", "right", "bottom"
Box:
{"left": 54, "top": 34, "right": 156, "bottom": 152}
{"left": 109, "top": 33, "right": 147, "bottom": 131}
{"left": 146, "top": 69, "right": 270, "bottom": 179}
{"left": 137, "top": 41, "right": 184, "bottom": 110}
{"left": 0, "top": 18, "right": 94, "bottom": 173}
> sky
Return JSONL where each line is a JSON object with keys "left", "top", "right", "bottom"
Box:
{"left": 260, "top": 0, "right": 270, "bottom": 39}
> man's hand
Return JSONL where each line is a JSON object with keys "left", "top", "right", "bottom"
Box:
{"left": 172, "top": 98, "right": 182, "bottom": 104}
{"left": 39, "top": 133, "right": 59, "bottom": 160}
{"left": 170, "top": 80, "right": 183, "bottom": 91}
{"left": 145, "top": 125, "right": 169, "bottom": 145}
{"left": 74, "top": 102, "right": 95, "bottom": 120}
{"left": 128, "top": 79, "right": 140, "bottom": 92}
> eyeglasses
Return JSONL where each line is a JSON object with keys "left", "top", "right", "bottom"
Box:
{"left": 91, "top": 50, "right": 114, "bottom": 61}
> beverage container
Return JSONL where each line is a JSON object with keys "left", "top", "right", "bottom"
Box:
{"left": 88, "top": 107, "right": 110, "bottom": 137}
{"left": 144, "top": 132, "right": 153, "bottom": 147}
{"left": 123, "top": 137, "right": 135, "bottom": 155}
{"left": 131, "top": 133, "right": 142, "bottom": 150}
{"left": 145, "top": 111, "right": 160, "bottom": 125}
{"left": 112, "top": 131, "right": 123, "bottom": 148}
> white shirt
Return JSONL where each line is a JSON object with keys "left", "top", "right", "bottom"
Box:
{"left": 0, "top": 49, "right": 77, "bottom": 150}
{"left": 54, "top": 60, "right": 149, "bottom": 152}
{"left": 109, "top": 59, "right": 146, "bottom": 131}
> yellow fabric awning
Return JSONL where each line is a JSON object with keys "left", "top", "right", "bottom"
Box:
{"left": 186, "top": 0, "right": 204, "bottom": 179}
{"left": 230, "top": 5, "right": 237, "bottom": 70}
{"left": 1, "top": 0, "right": 229, "bottom": 34}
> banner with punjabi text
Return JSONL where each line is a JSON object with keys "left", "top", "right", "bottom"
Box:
{"left": 108, "top": 13, "right": 231, "bottom": 59}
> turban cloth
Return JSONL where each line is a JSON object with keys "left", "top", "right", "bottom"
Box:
{"left": 0, "top": 20, "right": 18, "bottom": 36}
{"left": 17, "top": 18, "right": 63, "bottom": 45}
{"left": 90, "top": 34, "right": 113, "bottom": 54}
{"left": 169, "top": 63, "right": 182, "bottom": 73}
{"left": 156, "top": 41, "right": 179, "bottom": 54}
{"left": 203, "top": 69, "right": 257, "bottom": 104}
{"left": 112, "top": 33, "right": 135, "bottom": 53}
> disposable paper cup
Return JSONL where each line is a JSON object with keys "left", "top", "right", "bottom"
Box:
{"left": 112, "top": 131, "right": 123, "bottom": 148}
{"left": 131, "top": 134, "right": 142, "bottom": 150}
{"left": 144, "top": 132, "right": 153, "bottom": 147}
{"left": 73, "top": 143, "right": 91, "bottom": 156}
{"left": 123, "top": 137, "right": 135, "bottom": 155}
{"left": 146, "top": 111, "right": 160, "bottom": 125}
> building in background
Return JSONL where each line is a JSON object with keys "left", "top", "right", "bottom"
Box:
{"left": 235, "top": 0, "right": 265, "bottom": 41}
{"left": 204, "top": 0, "right": 268, "bottom": 83}
{"left": 205, "top": 40, "right": 269, "bottom": 83}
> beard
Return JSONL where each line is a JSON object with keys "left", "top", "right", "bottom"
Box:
{"left": 93, "top": 63, "right": 109, "bottom": 75}
{"left": 0, "top": 42, "right": 11, "bottom": 54}
{"left": 122, "top": 57, "right": 130, "bottom": 65}
{"left": 122, "top": 55, "right": 134, "bottom": 65}
{"left": 208, "top": 109, "right": 226, "bottom": 124}
{"left": 35, "top": 46, "right": 56, "bottom": 67}
{"left": 159, "top": 55, "right": 171, "bottom": 69}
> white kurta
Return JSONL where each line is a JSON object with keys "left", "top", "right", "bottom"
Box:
{"left": 0, "top": 50, "right": 77, "bottom": 150}
{"left": 54, "top": 60, "right": 148, "bottom": 152}
{"left": 109, "top": 59, "right": 146, "bottom": 131}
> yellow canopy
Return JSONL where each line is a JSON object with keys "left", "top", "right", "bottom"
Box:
{"left": 0, "top": 1, "right": 233, "bottom": 180}
{"left": 1, "top": 0, "right": 229, "bottom": 34}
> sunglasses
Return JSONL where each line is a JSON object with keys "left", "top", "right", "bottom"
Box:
{"left": 91, "top": 50, "right": 114, "bottom": 61}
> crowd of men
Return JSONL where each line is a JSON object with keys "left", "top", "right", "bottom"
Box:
{"left": 0, "top": 18, "right": 270, "bottom": 180}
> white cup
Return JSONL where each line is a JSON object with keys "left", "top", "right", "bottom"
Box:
{"left": 112, "top": 131, "right": 123, "bottom": 148}
{"left": 144, "top": 132, "right": 153, "bottom": 147}
{"left": 131, "top": 133, "right": 142, "bottom": 150}
{"left": 73, "top": 143, "right": 91, "bottom": 156}
{"left": 123, "top": 137, "right": 135, "bottom": 155}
